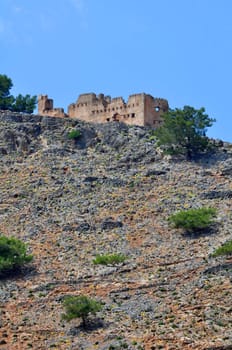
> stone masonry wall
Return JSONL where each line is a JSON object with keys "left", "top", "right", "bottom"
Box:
{"left": 38, "top": 93, "right": 168, "bottom": 126}
{"left": 38, "top": 95, "right": 67, "bottom": 118}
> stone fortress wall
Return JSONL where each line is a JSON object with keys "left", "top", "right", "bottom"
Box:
{"left": 38, "top": 95, "right": 67, "bottom": 118}
{"left": 38, "top": 93, "right": 169, "bottom": 127}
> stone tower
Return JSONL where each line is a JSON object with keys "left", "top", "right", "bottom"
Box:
{"left": 38, "top": 95, "right": 66, "bottom": 118}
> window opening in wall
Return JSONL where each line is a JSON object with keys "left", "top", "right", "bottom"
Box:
{"left": 155, "top": 106, "right": 160, "bottom": 112}
{"left": 112, "top": 113, "right": 120, "bottom": 121}
{"left": 131, "top": 113, "right": 135, "bottom": 118}
{"left": 106, "top": 118, "right": 110, "bottom": 122}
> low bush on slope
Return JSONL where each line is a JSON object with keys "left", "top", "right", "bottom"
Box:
{"left": 168, "top": 207, "right": 217, "bottom": 232}
{"left": 0, "top": 235, "right": 33, "bottom": 276}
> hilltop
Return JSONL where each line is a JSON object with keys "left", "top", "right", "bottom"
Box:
{"left": 0, "top": 111, "right": 231, "bottom": 350}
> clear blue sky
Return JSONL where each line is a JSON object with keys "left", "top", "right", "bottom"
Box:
{"left": 1, "top": 0, "right": 232, "bottom": 141}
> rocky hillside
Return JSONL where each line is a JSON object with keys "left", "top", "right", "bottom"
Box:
{"left": 0, "top": 111, "right": 231, "bottom": 350}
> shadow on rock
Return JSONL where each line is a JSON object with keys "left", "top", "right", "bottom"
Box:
{"left": 204, "top": 345, "right": 232, "bottom": 350}
{"left": 182, "top": 225, "right": 218, "bottom": 239}
{"left": 0, "top": 265, "right": 37, "bottom": 281}
{"left": 204, "top": 262, "right": 232, "bottom": 275}
{"left": 68, "top": 318, "right": 107, "bottom": 335}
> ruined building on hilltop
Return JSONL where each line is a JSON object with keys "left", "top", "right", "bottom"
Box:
{"left": 38, "top": 95, "right": 67, "bottom": 118}
{"left": 38, "top": 93, "right": 169, "bottom": 127}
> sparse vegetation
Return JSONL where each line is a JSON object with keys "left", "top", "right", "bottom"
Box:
{"left": 12, "top": 93, "right": 37, "bottom": 114}
{"left": 62, "top": 295, "right": 103, "bottom": 327}
{"left": 0, "top": 110, "right": 231, "bottom": 347}
{"left": 154, "top": 106, "right": 215, "bottom": 159}
{"left": 168, "top": 207, "right": 217, "bottom": 232}
{"left": 67, "top": 129, "right": 82, "bottom": 140}
{"left": 211, "top": 240, "right": 232, "bottom": 257}
{"left": 0, "top": 74, "right": 37, "bottom": 113}
{"left": 93, "top": 253, "right": 127, "bottom": 265}
{"left": 0, "top": 235, "right": 33, "bottom": 276}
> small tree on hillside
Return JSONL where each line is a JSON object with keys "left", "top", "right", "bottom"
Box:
{"left": 62, "top": 295, "right": 103, "bottom": 328}
{"left": 154, "top": 106, "right": 215, "bottom": 159}
{"left": 0, "top": 235, "right": 33, "bottom": 276}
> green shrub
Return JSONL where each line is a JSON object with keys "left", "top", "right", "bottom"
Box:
{"left": 62, "top": 295, "right": 102, "bottom": 327}
{"left": 0, "top": 235, "right": 33, "bottom": 276}
{"left": 93, "top": 253, "right": 127, "bottom": 266}
{"left": 67, "top": 129, "right": 81, "bottom": 140}
{"left": 0, "top": 74, "right": 37, "bottom": 112}
{"left": 168, "top": 207, "right": 217, "bottom": 232}
{"left": 154, "top": 106, "right": 215, "bottom": 160}
{"left": 211, "top": 240, "right": 232, "bottom": 257}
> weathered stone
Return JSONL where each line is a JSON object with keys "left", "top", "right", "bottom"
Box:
{"left": 38, "top": 93, "right": 169, "bottom": 127}
{"left": 101, "top": 218, "right": 123, "bottom": 230}
{"left": 201, "top": 190, "right": 232, "bottom": 199}
{"left": 219, "top": 158, "right": 232, "bottom": 175}
{"left": 83, "top": 176, "right": 99, "bottom": 182}
{"left": 144, "top": 167, "right": 169, "bottom": 176}
{"left": 76, "top": 222, "right": 91, "bottom": 232}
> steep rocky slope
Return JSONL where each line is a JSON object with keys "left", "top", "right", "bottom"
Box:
{"left": 0, "top": 111, "right": 231, "bottom": 350}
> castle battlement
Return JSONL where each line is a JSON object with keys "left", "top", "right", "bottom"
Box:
{"left": 38, "top": 92, "right": 169, "bottom": 127}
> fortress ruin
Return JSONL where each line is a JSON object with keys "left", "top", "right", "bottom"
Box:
{"left": 38, "top": 93, "right": 169, "bottom": 127}
{"left": 38, "top": 95, "right": 67, "bottom": 118}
